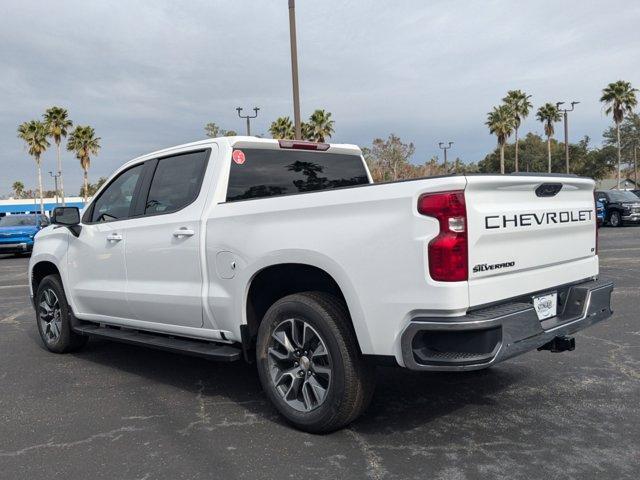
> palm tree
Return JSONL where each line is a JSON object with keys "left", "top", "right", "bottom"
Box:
{"left": 486, "top": 105, "right": 515, "bottom": 174}
{"left": 12, "top": 181, "right": 25, "bottom": 199}
{"left": 269, "top": 116, "right": 295, "bottom": 139}
{"left": 600, "top": 80, "right": 638, "bottom": 188}
{"left": 67, "top": 126, "right": 101, "bottom": 202}
{"left": 536, "top": 103, "right": 562, "bottom": 173}
{"left": 17, "top": 120, "right": 50, "bottom": 214}
{"left": 204, "top": 122, "right": 222, "bottom": 138}
{"left": 43, "top": 106, "right": 73, "bottom": 205}
{"left": 503, "top": 90, "right": 532, "bottom": 172}
{"left": 306, "top": 109, "right": 335, "bottom": 142}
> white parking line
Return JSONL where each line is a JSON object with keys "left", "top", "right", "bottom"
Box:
{"left": 0, "top": 284, "right": 28, "bottom": 289}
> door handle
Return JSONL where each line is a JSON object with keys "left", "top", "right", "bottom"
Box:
{"left": 173, "top": 227, "right": 195, "bottom": 238}
{"left": 106, "top": 233, "right": 123, "bottom": 242}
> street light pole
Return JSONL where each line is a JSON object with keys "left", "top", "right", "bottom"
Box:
{"left": 48, "top": 171, "right": 60, "bottom": 206}
{"left": 556, "top": 101, "right": 579, "bottom": 174}
{"left": 236, "top": 107, "right": 260, "bottom": 136}
{"left": 288, "top": 0, "right": 302, "bottom": 140}
{"left": 438, "top": 142, "right": 453, "bottom": 171}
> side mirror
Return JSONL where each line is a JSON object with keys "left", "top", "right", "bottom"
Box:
{"left": 52, "top": 207, "right": 80, "bottom": 225}
{"left": 52, "top": 207, "right": 82, "bottom": 237}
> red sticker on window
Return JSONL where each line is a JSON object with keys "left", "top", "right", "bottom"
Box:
{"left": 232, "top": 149, "right": 246, "bottom": 165}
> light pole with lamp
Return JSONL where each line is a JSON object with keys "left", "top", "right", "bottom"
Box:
{"left": 236, "top": 107, "right": 260, "bottom": 136}
{"left": 49, "top": 171, "right": 61, "bottom": 206}
{"left": 555, "top": 101, "right": 579, "bottom": 173}
{"left": 438, "top": 142, "right": 453, "bottom": 171}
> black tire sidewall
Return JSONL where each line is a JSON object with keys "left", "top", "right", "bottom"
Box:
{"left": 610, "top": 211, "right": 621, "bottom": 227}
{"left": 35, "top": 275, "right": 75, "bottom": 353}
{"left": 256, "top": 295, "right": 350, "bottom": 430}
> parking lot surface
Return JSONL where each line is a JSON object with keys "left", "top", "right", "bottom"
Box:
{"left": 1, "top": 227, "right": 638, "bottom": 480}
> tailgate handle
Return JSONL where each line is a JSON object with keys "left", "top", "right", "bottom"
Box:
{"left": 535, "top": 183, "right": 563, "bottom": 197}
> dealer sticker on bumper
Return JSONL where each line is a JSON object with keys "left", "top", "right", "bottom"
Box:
{"left": 533, "top": 292, "right": 558, "bottom": 320}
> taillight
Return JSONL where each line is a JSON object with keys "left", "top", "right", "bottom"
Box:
{"left": 278, "top": 139, "right": 330, "bottom": 151}
{"left": 418, "top": 191, "right": 468, "bottom": 282}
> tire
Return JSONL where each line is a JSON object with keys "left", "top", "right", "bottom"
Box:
{"left": 256, "top": 291, "right": 376, "bottom": 433}
{"left": 35, "top": 274, "right": 88, "bottom": 353}
{"left": 609, "top": 211, "right": 622, "bottom": 227}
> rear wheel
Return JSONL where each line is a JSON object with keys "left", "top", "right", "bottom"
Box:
{"left": 256, "top": 292, "right": 375, "bottom": 433}
{"left": 609, "top": 210, "right": 622, "bottom": 227}
{"left": 36, "top": 274, "right": 88, "bottom": 353}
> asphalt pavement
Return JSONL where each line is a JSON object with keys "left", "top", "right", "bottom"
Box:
{"left": 1, "top": 227, "right": 638, "bottom": 479}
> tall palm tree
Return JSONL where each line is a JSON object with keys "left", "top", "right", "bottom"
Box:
{"left": 43, "top": 106, "right": 73, "bottom": 205}
{"left": 67, "top": 126, "right": 101, "bottom": 202}
{"left": 503, "top": 90, "right": 532, "bottom": 172}
{"left": 17, "top": 120, "right": 50, "bottom": 214}
{"left": 486, "top": 105, "right": 515, "bottom": 174}
{"left": 269, "top": 116, "right": 295, "bottom": 139}
{"left": 12, "top": 181, "right": 25, "bottom": 199}
{"left": 306, "top": 109, "right": 335, "bottom": 142}
{"left": 536, "top": 103, "right": 562, "bottom": 173}
{"left": 600, "top": 80, "right": 638, "bottom": 188}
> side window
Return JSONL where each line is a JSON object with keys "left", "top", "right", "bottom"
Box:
{"left": 144, "top": 150, "right": 208, "bottom": 215}
{"left": 91, "top": 164, "right": 144, "bottom": 223}
{"left": 596, "top": 193, "right": 606, "bottom": 202}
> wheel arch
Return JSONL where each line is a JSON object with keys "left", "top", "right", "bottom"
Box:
{"left": 242, "top": 261, "right": 370, "bottom": 355}
{"left": 31, "top": 260, "right": 61, "bottom": 296}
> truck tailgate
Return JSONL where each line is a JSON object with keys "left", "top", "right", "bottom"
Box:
{"left": 464, "top": 175, "right": 598, "bottom": 307}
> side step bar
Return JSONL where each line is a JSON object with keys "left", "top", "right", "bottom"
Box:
{"left": 73, "top": 324, "right": 241, "bottom": 362}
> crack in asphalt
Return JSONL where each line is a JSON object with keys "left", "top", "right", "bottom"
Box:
{"left": 0, "top": 426, "right": 146, "bottom": 457}
{"left": 345, "top": 428, "right": 388, "bottom": 480}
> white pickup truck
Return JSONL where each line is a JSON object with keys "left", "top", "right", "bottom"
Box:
{"left": 29, "top": 137, "right": 613, "bottom": 432}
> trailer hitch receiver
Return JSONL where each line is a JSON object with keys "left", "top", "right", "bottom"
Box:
{"left": 538, "top": 336, "right": 576, "bottom": 353}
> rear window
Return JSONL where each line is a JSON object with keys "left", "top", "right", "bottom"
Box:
{"left": 226, "top": 148, "right": 369, "bottom": 202}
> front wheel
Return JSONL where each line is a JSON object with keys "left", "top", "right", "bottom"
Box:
{"left": 256, "top": 292, "right": 375, "bottom": 433}
{"left": 35, "top": 274, "right": 88, "bottom": 353}
{"left": 609, "top": 211, "right": 622, "bottom": 227}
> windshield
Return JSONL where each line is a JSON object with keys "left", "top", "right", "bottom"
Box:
{"left": 607, "top": 191, "right": 639, "bottom": 202}
{"left": 0, "top": 215, "right": 39, "bottom": 227}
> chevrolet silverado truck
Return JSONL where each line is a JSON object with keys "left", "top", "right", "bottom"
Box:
{"left": 596, "top": 189, "right": 640, "bottom": 226}
{"left": 29, "top": 137, "right": 614, "bottom": 432}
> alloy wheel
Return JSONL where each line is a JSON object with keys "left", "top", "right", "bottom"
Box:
{"left": 267, "top": 318, "right": 332, "bottom": 412}
{"left": 39, "top": 288, "right": 62, "bottom": 343}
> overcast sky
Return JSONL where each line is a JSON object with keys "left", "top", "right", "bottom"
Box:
{"left": 1, "top": 0, "right": 639, "bottom": 195}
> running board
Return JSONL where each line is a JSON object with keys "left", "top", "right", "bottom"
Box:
{"left": 73, "top": 324, "right": 241, "bottom": 362}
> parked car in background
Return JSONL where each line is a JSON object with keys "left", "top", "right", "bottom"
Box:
{"left": 596, "top": 190, "right": 640, "bottom": 227}
{"left": 0, "top": 214, "right": 49, "bottom": 255}
{"left": 596, "top": 199, "right": 605, "bottom": 226}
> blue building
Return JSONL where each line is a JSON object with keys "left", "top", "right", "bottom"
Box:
{"left": 0, "top": 197, "right": 85, "bottom": 216}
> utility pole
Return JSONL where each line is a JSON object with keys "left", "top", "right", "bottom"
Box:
{"left": 288, "top": 0, "right": 302, "bottom": 140}
{"left": 49, "top": 171, "right": 60, "bottom": 206}
{"left": 556, "top": 101, "right": 579, "bottom": 173}
{"left": 438, "top": 142, "right": 453, "bottom": 171}
{"left": 635, "top": 144, "right": 638, "bottom": 189}
{"left": 236, "top": 107, "right": 260, "bottom": 136}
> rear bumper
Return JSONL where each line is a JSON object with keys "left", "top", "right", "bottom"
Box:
{"left": 0, "top": 242, "right": 32, "bottom": 253}
{"left": 400, "top": 277, "right": 614, "bottom": 371}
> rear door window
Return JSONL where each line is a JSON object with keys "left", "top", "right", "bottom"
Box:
{"left": 144, "top": 150, "right": 209, "bottom": 215}
{"left": 226, "top": 149, "right": 369, "bottom": 202}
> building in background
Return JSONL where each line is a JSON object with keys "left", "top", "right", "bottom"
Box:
{"left": 0, "top": 197, "right": 85, "bottom": 216}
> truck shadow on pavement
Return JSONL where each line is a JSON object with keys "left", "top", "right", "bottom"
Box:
{"left": 44, "top": 333, "right": 525, "bottom": 434}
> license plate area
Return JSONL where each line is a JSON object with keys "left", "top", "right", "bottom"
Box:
{"left": 533, "top": 292, "right": 558, "bottom": 320}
